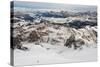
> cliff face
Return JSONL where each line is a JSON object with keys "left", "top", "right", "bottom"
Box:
{"left": 13, "top": 19, "right": 97, "bottom": 65}
{"left": 12, "top": 19, "right": 97, "bottom": 50}
{"left": 11, "top": 10, "right": 97, "bottom": 50}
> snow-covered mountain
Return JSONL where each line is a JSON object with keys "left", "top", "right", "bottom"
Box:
{"left": 10, "top": 1, "right": 97, "bottom": 65}
{"left": 12, "top": 15, "right": 97, "bottom": 65}
{"left": 12, "top": 16, "right": 97, "bottom": 50}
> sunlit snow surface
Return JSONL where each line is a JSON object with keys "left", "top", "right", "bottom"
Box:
{"left": 14, "top": 43, "right": 97, "bottom": 66}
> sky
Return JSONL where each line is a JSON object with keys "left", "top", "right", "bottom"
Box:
{"left": 11, "top": 1, "right": 97, "bottom": 12}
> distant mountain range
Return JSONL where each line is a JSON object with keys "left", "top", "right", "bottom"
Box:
{"left": 11, "top": 1, "right": 97, "bottom": 12}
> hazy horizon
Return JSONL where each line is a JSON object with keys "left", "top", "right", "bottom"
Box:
{"left": 11, "top": 1, "right": 97, "bottom": 12}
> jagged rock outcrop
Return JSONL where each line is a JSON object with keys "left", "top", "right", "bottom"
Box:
{"left": 11, "top": 36, "right": 28, "bottom": 50}
{"left": 28, "top": 31, "right": 40, "bottom": 42}
{"left": 11, "top": 11, "right": 97, "bottom": 50}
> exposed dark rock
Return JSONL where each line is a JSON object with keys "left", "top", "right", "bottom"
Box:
{"left": 75, "top": 39, "right": 85, "bottom": 49}
{"left": 68, "top": 20, "right": 97, "bottom": 29}
{"left": 37, "top": 26, "right": 45, "bottom": 30}
{"left": 14, "top": 13, "right": 34, "bottom": 22}
{"left": 11, "top": 36, "right": 29, "bottom": 50}
{"left": 22, "top": 14, "right": 34, "bottom": 22}
{"left": 64, "top": 35, "right": 85, "bottom": 49}
{"left": 11, "top": 36, "right": 22, "bottom": 49}
{"left": 38, "top": 32, "right": 48, "bottom": 36}
{"left": 28, "top": 31, "right": 40, "bottom": 42}
{"left": 51, "top": 39, "right": 60, "bottom": 45}
{"left": 19, "top": 47, "right": 29, "bottom": 51}
{"left": 64, "top": 35, "right": 76, "bottom": 48}
{"left": 92, "top": 30, "right": 97, "bottom": 37}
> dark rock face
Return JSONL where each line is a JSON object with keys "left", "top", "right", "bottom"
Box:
{"left": 68, "top": 20, "right": 97, "bottom": 29}
{"left": 75, "top": 39, "right": 85, "bottom": 49}
{"left": 22, "top": 14, "right": 34, "bottom": 22}
{"left": 14, "top": 13, "right": 34, "bottom": 22}
{"left": 11, "top": 36, "right": 22, "bottom": 49}
{"left": 19, "top": 47, "right": 29, "bottom": 51}
{"left": 64, "top": 35, "right": 76, "bottom": 48}
{"left": 28, "top": 31, "right": 40, "bottom": 42}
{"left": 51, "top": 39, "right": 60, "bottom": 45}
{"left": 92, "top": 30, "right": 97, "bottom": 37}
{"left": 11, "top": 36, "right": 28, "bottom": 50}
{"left": 64, "top": 35, "right": 85, "bottom": 49}
{"left": 37, "top": 26, "right": 45, "bottom": 30}
{"left": 11, "top": 11, "right": 97, "bottom": 50}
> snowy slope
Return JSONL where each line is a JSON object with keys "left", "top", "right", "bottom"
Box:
{"left": 14, "top": 43, "right": 97, "bottom": 66}
{"left": 11, "top": 9, "right": 97, "bottom": 66}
